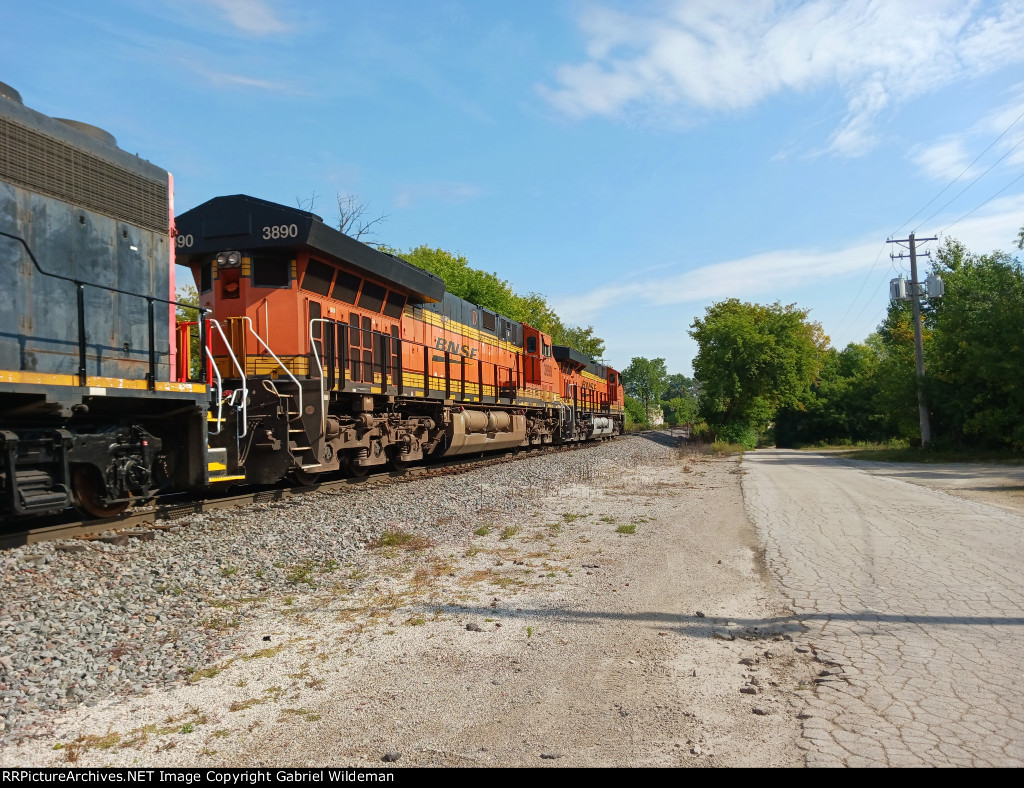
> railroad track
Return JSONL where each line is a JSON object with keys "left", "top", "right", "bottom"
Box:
{"left": 0, "top": 441, "right": 605, "bottom": 550}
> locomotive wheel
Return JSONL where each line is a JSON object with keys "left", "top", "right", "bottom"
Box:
{"left": 343, "top": 455, "right": 370, "bottom": 478}
{"left": 72, "top": 466, "right": 130, "bottom": 518}
{"left": 387, "top": 449, "right": 409, "bottom": 474}
{"left": 290, "top": 469, "right": 320, "bottom": 486}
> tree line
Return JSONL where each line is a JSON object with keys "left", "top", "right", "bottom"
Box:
{"left": 620, "top": 232, "right": 1024, "bottom": 451}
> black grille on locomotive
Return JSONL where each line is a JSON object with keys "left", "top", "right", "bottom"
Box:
{"left": 0, "top": 116, "right": 168, "bottom": 233}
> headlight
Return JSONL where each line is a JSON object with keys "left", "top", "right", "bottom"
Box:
{"left": 215, "top": 251, "right": 242, "bottom": 268}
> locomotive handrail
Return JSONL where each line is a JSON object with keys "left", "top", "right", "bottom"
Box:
{"left": 308, "top": 318, "right": 332, "bottom": 438}
{"left": 240, "top": 316, "right": 302, "bottom": 422}
{"left": 205, "top": 319, "right": 248, "bottom": 438}
{"left": 0, "top": 230, "right": 208, "bottom": 387}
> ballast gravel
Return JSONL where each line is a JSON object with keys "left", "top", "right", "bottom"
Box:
{"left": 0, "top": 438, "right": 673, "bottom": 748}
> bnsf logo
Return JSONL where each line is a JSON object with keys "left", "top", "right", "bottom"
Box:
{"left": 434, "top": 337, "right": 479, "bottom": 359}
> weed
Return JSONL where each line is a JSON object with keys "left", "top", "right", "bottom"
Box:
{"left": 598, "top": 516, "right": 615, "bottom": 524}
{"left": 284, "top": 597, "right": 294, "bottom": 606}
{"left": 212, "top": 730, "right": 231, "bottom": 739}
{"left": 562, "top": 512, "right": 581, "bottom": 523}
{"left": 220, "top": 566, "right": 239, "bottom": 577}
{"left": 473, "top": 525, "right": 491, "bottom": 537}
{"left": 500, "top": 525, "right": 520, "bottom": 540}
{"left": 373, "top": 530, "right": 432, "bottom": 550}
{"left": 616, "top": 524, "right": 637, "bottom": 535}
{"left": 320, "top": 560, "right": 340, "bottom": 573}
{"left": 228, "top": 698, "right": 263, "bottom": 712}
{"left": 280, "top": 708, "right": 322, "bottom": 722}
{"left": 405, "top": 616, "right": 426, "bottom": 626}
{"left": 241, "top": 644, "right": 284, "bottom": 661}
{"left": 180, "top": 723, "right": 194, "bottom": 734}
{"left": 189, "top": 664, "right": 226, "bottom": 683}
{"left": 526, "top": 626, "right": 534, "bottom": 638}
{"left": 286, "top": 563, "right": 316, "bottom": 586}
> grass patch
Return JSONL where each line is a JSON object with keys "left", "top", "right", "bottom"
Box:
{"left": 616, "top": 524, "right": 636, "bottom": 534}
{"left": 286, "top": 563, "right": 316, "bottom": 586}
{"left": 280, "top": 708, "right": 322, "bottom": 722}
{"left": 836, "top": 443, "right": 1024, "bottom": 464}
{"left": 709, "top": 441, "right": 745, "bottom": 456}
{"left": 228, "top": 698, "right": 265, "bottom": 712}
{"left": 241, "top": 645, "right": 284, "bottom": 661}
{"left": 372, "top": 530, "right": 432, "bottom": 550}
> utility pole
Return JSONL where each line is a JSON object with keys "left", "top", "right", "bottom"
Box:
{"left": 888, "top": 232, "right": 940, "bottom": 447}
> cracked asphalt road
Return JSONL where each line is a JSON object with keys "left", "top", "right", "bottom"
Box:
{"left": 744, "top": 449, "right": 1024, "bottom": 767}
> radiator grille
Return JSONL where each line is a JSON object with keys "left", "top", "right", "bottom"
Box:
{"left": 0, "top": 116, "right": 168, "bottom": 233}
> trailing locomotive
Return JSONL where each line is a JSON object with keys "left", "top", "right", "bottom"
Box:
{"left": 0, "top": 85, "right": 624, "bottom": 521}
{"left": 0, "top": 82, "right": 209, "bottom": 519}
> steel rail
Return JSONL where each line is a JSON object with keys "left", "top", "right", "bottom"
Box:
{"left": 0, "top": 441, "right": 603, "bottom": 550}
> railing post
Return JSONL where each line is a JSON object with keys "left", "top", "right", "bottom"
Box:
{"left": 147, "top": 297, "right": 157, "bottom": 390}
{"left": 76, "top": 283, "right": 87, "bottom": 386}
{"left": 397, "top": 338, "right": 405, "bottom": 395}
{"left": 198, "top": 309, "right": 209, "bottom": 383}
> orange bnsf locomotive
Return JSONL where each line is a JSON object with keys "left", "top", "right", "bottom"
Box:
{"left": 0, "top": 83, "right": 623, "bottom": 521}
{"left": 173, "top": 194, "right": 624, "bottom": 484}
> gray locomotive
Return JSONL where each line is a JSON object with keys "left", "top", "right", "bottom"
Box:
{"left": 0, "top": 82, "right": 209, "bottom": 519}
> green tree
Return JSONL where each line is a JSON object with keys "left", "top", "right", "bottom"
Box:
{"left": 926, "top": 239, "right": 1024, "bottom": 449}
{"left": 397, "top": 245, "right": 607, "bottom": 359}
{"left": 621, "top": 357, "right": 668, "bottom": 419}
{"left": 175, "top": 284, "right": 201, "bottom": 379}
{"left": 658, "top": 373, "right": 698, "bottom": 425}
{"left": 560, "top": 325, "right": 606, "bottom": 360}
{"left": 689, "top": 299, "right": 827, "bottom": 445}
{"left": 624, "top": 394, "right": 648, "bottom": 429}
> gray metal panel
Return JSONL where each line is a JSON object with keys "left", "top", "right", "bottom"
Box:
{"left": 0, "top": 95, "right": 169, "bottom": 233}
{"left": 0, "top": 180, "right": 22, "bottom": 370}
{"left": 1, "top": 181, "right": 171, "bottom": 380}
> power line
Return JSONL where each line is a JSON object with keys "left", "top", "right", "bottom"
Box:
{"left": 830, "top": 240, "right": 887, "bottom": 336}
{"left": 940, "top": 169, "right": 1024, "bottom": 235}
{"left": 893, "top": 105, "right": 1024, "bottom": 236}
{"left": 915, "top": 133, "right": 1024, "bottom": 231}
{"left": 833, "top": 108, "right": 1024, "bottom": 348}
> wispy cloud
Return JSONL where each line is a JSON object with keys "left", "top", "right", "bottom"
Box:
{"left": 911, "top": 90, "right": 1024, "bottom": 181}
{"left": 189, "top": 65, "right": 294, "bottom": 92}
{"left": 395, "top": 181, "right": 486, "bottom": 208}
{"left": 541, "top": 1, "right": 1024, "bottom": 156}
{"left": 206, "top": 0, "right": 290, "bottom": 36}
{"left": 553, "top": 192, "right": 1024, "bottom": 324}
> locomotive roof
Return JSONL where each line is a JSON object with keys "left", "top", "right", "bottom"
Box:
{"left": 174, "top": 195, "right": 445, "bottom": 304}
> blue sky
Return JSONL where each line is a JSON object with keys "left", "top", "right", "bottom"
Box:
{"left": 5, "top": 0, "right": 1024, "bottom": 376}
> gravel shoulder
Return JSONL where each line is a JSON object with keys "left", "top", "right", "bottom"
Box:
{"left": 2, "top": 437, "right": 817, "bottom": 768}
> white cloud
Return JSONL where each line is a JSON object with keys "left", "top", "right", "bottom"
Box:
{"left": 553, "top": 191, "right": 1024, "bottom": 323}
{"left": 185, "top": 62, "right": 294, "bottom": 92}
{"left": 911, "top": 90, "right": 1024, "bottom": 181}
{"left": 912, "top": 139, "right": 973, "bottom": 181}
{"left": 394, "top": 181, "right": 485, "bottom": 208}
{"left": 541, "top": 0, "right": 1024, "bottom": 156}
{"left": 206, "top": 0, "right": 290, "bottom": 36}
